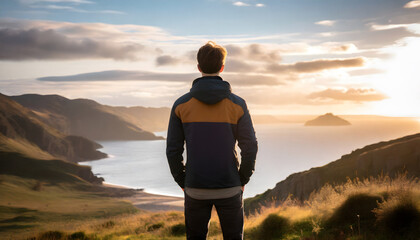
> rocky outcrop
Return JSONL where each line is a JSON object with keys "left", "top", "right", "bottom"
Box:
{"left": 65, "top": 135, "right": 107, "bottom": 161}
{"left": 305, "top": 113, "right": 351, "bottom": 126}
{"left": 11, "top": 94, "right": 163, "bottom": 140}
{"left": 245, "top": 133, "right": 420, "bottom": 213}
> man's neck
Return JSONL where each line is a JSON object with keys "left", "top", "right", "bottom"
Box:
{"left": 201, "top": 72, "right": 220, "bottom": 77}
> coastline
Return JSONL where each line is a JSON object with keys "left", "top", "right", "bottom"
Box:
{"left": 102, "top": 182, "right": 184, "bottom": 212}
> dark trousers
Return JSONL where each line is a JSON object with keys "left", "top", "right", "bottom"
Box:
{"left": 184, "top": 192, "right": 244, "bottom": 240}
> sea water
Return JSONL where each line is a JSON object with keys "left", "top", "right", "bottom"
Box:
{"left": 80, "top": 119, "right": 420, "bottom": 198}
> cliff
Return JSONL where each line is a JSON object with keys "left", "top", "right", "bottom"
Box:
{"left": 245, "top": 133, "right": 420, "bottom": 213}
{"left": 0, "top": 151, "right": 104, "bottom": 184}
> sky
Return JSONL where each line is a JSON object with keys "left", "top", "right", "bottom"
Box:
{"left": 0, "top": 0, "right": 420, "bottom": 116}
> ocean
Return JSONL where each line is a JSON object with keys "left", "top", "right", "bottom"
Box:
{"left": 80, "top": 118, "right": 420, "bottom": 198}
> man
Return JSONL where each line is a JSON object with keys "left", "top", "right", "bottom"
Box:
{"left": 166, "top": 41, "right": 258, "bottom": 240}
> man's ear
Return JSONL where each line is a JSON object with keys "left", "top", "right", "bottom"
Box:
{"left": 197, "top": 64, "right": 202, "bottom": 73}
{"left": 219, "top": 65, "right": 224, "bottom": 73}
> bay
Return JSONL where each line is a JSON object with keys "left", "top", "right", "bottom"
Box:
{"left": 81, "top": 118, "right": 420, "bottom": 198}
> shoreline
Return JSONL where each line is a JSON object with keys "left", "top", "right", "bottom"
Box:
{"left": 102, "top": 182, "right": 184, "bottom": 212}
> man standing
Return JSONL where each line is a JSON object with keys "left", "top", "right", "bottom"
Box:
{"left": 166, "top": 41, "right": 258, "bottom": 240}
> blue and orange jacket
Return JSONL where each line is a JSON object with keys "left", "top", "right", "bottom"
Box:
{"left": 166, "top": 76, "right": 258, "bottom": 189}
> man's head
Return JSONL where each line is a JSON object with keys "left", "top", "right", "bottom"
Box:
{"left": 197, "top": 41, "right": 227, "bottom": 75}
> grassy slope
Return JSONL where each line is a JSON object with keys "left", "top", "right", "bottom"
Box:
{"left": 0, "top": 175, "right": 138, "bottom": 240}
{"left": 0, "top": 152, "right": 103, "bottom": 184}
{"left": 0, "top": 135, "right": 54, "bottom": 160}
{"left": 10, "top": 94, "right": 163, "bottom": 141}
{"left": 245, "top": 133, "right": 420, "bottom": 214}
{"left": 0, "top": 93, "right": 106, "bottom": 162}
{"left": 3, "top": 175, "right": 418, "bottom": 240}
{"left": 0, "top": 152, "right": 140, "bottom": 239}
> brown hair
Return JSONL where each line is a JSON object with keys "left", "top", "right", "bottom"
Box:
{"left": 197, "top": 41, "right": 227, "bottom": 74}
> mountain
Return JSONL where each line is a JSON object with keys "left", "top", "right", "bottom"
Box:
{"left": 304, "top": 113, "right": 351, "bottom": 126}
{"left": 245, "top": 132, "right": 420, "bottom": 213}
{"left": 0, "top": 93, "right": 106, "bottom": 162}
{"left": 11, "top": 94, "right": 163, "bottom": 140}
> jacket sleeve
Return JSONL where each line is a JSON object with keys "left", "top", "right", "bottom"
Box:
{"left": 237, "top": 101, "right": 258, "bottom": 186}
{"left": 166, "top": 104, "right": 186, "bottom": 188}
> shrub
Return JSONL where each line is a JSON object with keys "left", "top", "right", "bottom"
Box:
{"left": 101, "top": 220, "right": 115, "bottom": 229}
{"left": 375, "top": 192, "right": 420, "bottom": 239}
{"left": 290, "top": 218, "right": 315, "bottom": 238}
{"left": 147, "top": 222, "right": 164, "bottom": 232}
{"left": 67, "top": 231, "right": 89, "bottom": 240}
{"left": 326, "top": 193, "right": 382, "bottom": 231}
{"left": 258, "top": 214, "right": 290, "bottom": 239}
{"left": 38, "top": 231, "right": 65, "bottom": 240}
{"left": 170, "top": 223, "right": 186, "bottom": 236}
{"left": 32, "top": 181, "right": 43, "bottom": 191}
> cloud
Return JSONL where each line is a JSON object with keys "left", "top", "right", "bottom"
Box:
{"left": 256, "top": 3, "right": 265, "bottom": 7}
{"left": 307, "top": 88, "right": 387, "bottom": 102}
{"left": 348, "top": 68, "right": 385, "bottom": 76}
{"left": 29, "top": 4, "right": 125, "bottom": 14}
{"left": 370, "top": 24, "right": 410, "bottom": 31}
{"left": 225, "top": 58, "right": 258, "bottom": 72}
{"left": 156, "top": 55, "right": 182, "bottom": 66}
{"left": 37, "top": 70, "right": 198, "bottom": 82}
{"left": 267, "top": 57, "right": 365, "bottom": 74}
{"left": 224, "top": 73, "right": 281, "bottom": 86}
{"left": 0, "top": 28, "right": 144, "bottom": 60}
{"left": 233, "top": 1, "right": 250, "bottom": 7}
{"left": 19, "top": 0, "right": 125, "bottom": 14}
{"left": 225, "top": 43, "right": 281, "bottom": 63}
{"left": 37, "top": 70, "right": 281, "bottom": 86}
{"left": 404, "top": 0, "right": 420, "bottom": 8}
{"left": 315, "top": 20, "right": 336, "bottom": 26}
{"left": 20, "top": 0, "right": 94, "bottom": 4}
{"left": 153, "top": 43, "right": 282, "bottom": 71}
{"left": 327, "top": 43, "right": 358, "bottom": 53}
{"left": 0, "top": 18, "right": 176, "bottom": 61}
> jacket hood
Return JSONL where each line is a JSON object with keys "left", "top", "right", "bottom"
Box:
{"left": 190, "top": 76, "right": 231, "bottom": 104}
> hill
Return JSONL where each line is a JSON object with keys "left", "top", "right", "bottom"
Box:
{"left": 0, "top": 93, "right": 106, "bottom": 162}
{"left": 0, "top": 153, "right": 139, "bottom": 239}
{"left": 0, "top": 94, "right": 142, "bottom": 239}
{"left": 10, "top": 94, "right": 163, "bottom": 140}
{"left": 102, "top": 105, "right": 170, "bottom": 132}
{"left": 245, "top": 132, "right": 420, "bottom": 213}
{"left": 304, "top": 113, "right": 351, "bottom": 126}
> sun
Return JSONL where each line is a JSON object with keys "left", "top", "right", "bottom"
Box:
{"left": 372, "top": 37, "right": 420, "bottom": 117}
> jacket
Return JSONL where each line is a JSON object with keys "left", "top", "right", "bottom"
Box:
{"left": 166, "top": 76, "right": 258, "bottom": 189}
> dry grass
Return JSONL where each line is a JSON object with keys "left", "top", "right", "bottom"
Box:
{"left": 2, "top": 173, "right": 419, "bottom": 239}
{"left": 243, "top": 173, "right": 420, "bottom": 240}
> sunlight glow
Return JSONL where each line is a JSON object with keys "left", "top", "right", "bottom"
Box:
{"left": 373, "top": 37, "right": 420, "bottom": 117}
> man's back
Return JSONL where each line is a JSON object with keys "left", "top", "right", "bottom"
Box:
{"left": 166, "top": 41, "right": 257, "bottom": 240}
{"left": 167, "top": 76, "right": 257, "bottom": 189}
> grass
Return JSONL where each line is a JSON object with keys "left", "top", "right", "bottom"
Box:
{"left": 242, "top": 173, "right": 420, "bottom": 240}
{"left": 0, "top": 174, "right": 138, "bottom": 239}
{"left": 1, "top": 173, "right": 419, "bottom": 240}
